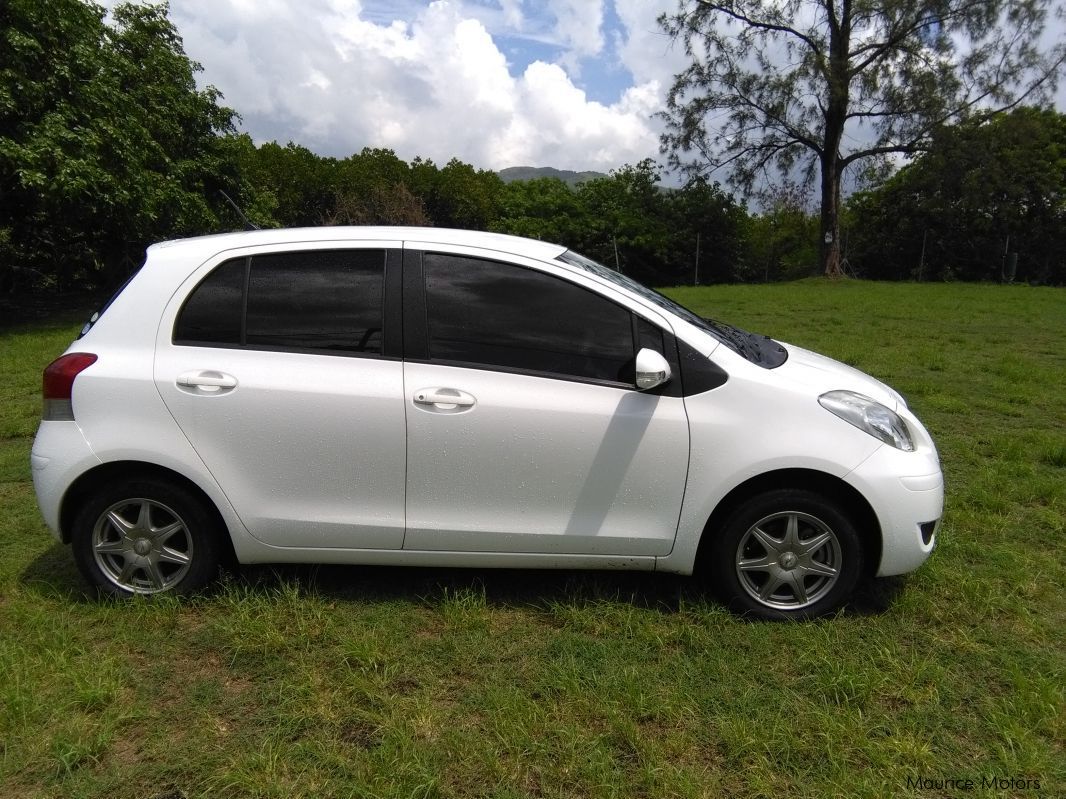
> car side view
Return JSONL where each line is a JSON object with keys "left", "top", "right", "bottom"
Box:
{"left": 31, "top": 227, "right": 942, "bottom": 619}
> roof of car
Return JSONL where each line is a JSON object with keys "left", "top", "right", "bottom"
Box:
{"left": 149, "top": 226, "right": 570, "bottom": 262}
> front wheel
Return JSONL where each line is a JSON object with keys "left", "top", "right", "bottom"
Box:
{"left": 71, "top": 478, "right": 222, "bottom": 596}
{"left": 708, "top": 489, "right": 864, "bottom": 620}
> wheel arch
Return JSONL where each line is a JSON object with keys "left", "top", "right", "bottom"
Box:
{"left": 58, "top": 461, "right": 238, "bottom": 567}
{"left": 694, "top": 468, "right": 882, "bottom": 577}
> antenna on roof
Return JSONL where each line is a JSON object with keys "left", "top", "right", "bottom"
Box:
{"left": 219, "top": 190, "right": 260, "bottom": 231}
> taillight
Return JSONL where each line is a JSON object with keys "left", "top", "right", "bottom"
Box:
{"left": 42, "top": 353, "right": 97, "bottom": 421}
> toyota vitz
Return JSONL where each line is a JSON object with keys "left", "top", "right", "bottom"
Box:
{"left": 31, "top": 227, "right": 942, "bottom": 619}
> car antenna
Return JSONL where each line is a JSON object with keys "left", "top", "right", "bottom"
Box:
{"left": 219, "top": 190, "right": 260, "bottom": 231}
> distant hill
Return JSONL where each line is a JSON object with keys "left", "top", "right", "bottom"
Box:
{"left": 497, "top": 166, "right": 608, "bottom": 187}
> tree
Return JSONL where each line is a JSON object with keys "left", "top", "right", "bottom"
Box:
{"left": 491, "top": 163, "right": 749, "bottom": 286}
{"left": 667, "top": 176, "right": 750, "bottom": 283}
{"left": 324, "top": 182, "right": 430, "bottom": 226}
{"left": 847, "top": 108, "right": 1066, "bottom": 282}
{"left": 491, "top": 177, "right": 588, "bottom": 243}
{"left": 229, "top": 139, "right": 329, "bottom": 227}
{"left": 659, "top": 0, "right": 1066, "bottom": 278}
{"left": 0, "top": 0, "right": 239, "bottom": 290}
{"left": 327, "top": 147, "right": 429, "bottom": 226}
{"left": 100, "top": 2, "right": 240, "bottom": 275}
{"left": 1, "top": 0, "right": 115, "bottom": 288}
{"left": 424, "top": 158, "right": 504, "bottom": 229}
{"left": 576, "top": 160, "right": 673, "bottom": 284}
{"left": 741, "top": 186, "right": 821, "bottom": 282}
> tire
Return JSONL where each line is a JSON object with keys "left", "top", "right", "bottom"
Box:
{"left": 707, "top": 489, "right": 864, "bottom": 620}
{"left": 71, "top": 477, "right": 222, "bottom": 596}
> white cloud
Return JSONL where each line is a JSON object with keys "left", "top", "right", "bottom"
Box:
{"left": 497, "top": 0, "right": 525, "bottom": 28}
{"left": 148, "top": 0, "right": 666, "bottom": 172}
{"left": 545, "top": 0, "right": 606, "bottom": 71}
{"left": 613, "top": 0, "right": 685, "bottom": 88}
{"left": 495, "top": 61, "right": 660, "bottom": 168}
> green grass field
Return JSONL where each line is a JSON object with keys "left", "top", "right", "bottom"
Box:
{"left": 1, "top": 281, "right": 1063, "bottom": 798}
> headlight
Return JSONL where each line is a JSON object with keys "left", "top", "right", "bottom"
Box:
{"left": 818, "top": 390, "right": 915, "bottom": 451}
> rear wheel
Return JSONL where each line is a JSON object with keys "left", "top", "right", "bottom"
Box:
{"left": 71, "top": 478, "right": 222, "bottom": 596}
{"left": 709, "top": 489, "right": 864, "bottom": 620}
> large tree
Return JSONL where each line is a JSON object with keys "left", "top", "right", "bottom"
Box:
{"left": 659, "top": 0, "right": 1066, "bottom": 277}
{"left": 0, "top": 0, "right": 238, "bottom": 290}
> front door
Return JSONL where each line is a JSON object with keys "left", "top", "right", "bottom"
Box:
{"left": 403, "top": 251, "right": 689, "bottom": 557}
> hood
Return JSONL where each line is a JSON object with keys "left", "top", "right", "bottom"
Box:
{"left": 777, "top": 342, "right": 905, "bottom": 410}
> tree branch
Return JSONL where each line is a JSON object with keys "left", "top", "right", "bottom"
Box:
{"left": 693, "top": 1, "right": 824, "bottom": 61}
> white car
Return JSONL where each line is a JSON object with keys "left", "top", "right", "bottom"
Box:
{"left": 31, "top": 227, "right": 942, "bottom": 619}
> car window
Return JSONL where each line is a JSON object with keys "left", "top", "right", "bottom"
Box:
{"left": 423, "top": 253, "right": 636, "bottom": 383}
{"left": 246, "top": 251, "right": 383, "bottom": 352}
{"left": 174, "top": 257, "right": 245, "bottom": 345}
{"left": 174, "top": 250, "right": 385, "bottom": 354}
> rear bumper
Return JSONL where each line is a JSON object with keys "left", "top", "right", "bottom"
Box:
{"left": 31, "top": 421, "right": 100, "bottom": 542}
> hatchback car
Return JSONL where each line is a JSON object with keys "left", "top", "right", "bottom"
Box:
{"left": 31, "top": 227, "right": 942, "bottom": 618}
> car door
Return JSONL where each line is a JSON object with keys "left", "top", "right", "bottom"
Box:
{"left": 402, "top": 248, "right": 690, "bottom": 557}
{"left": 154, "top": 244, "right": 407, "bottom": 550}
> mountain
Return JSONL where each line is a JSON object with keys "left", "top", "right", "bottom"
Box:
{"left": 497, "top": 166, "right": 608, "bottom": 187}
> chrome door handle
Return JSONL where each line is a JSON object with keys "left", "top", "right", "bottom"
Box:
{"left": 177, "top": 370, "right": 238, "bottom": 393}
{"left": 413, "top": 388, "right": 475, "bottom": 408}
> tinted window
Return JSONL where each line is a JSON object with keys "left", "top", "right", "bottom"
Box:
{"left": 559, "top": 249, "right": 787, "bottom": 369}
{"left": 636, "top": 316, "right": 664, "bottom": 355}
{"left": 424, "top": 254, "right": 634, "bottom": 383}
{"left": 174, "top": 250, "right": 384, "bottom": 354}
{"left": 247, "top": 250, "right": 383, "bottom": 352}
{"left": 174, "top": 257, "right": 245, "bottom": 345}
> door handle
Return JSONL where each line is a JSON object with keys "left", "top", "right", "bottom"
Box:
{"left": 413, "top": 388, "right": 475, "bottom": 409}
{"left": 177, "top": 370, "right": 238, "bottom": 393}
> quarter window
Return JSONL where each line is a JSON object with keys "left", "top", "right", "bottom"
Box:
{"left": 424, "top": 254, "right": 636, "bottom": 383}
{"left": 173, "top": 258, "right": 244, "bottom": 345}
{"left": 174, "top": 250, "right": 385, "bottom": 354}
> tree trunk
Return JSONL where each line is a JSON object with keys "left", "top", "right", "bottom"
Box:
{"left": 821, "top": 153, "right": 843, "bottom": 278}
{"left": 821, "top": 0, "right": 850, "bottom": 279}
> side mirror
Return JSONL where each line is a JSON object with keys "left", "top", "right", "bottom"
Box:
{"left": 635, "top": 348, "right": 671, "bottom": 391}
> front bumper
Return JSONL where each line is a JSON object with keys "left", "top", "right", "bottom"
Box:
{"left": 844, "top": 444, "right": 943, "bottom": 576}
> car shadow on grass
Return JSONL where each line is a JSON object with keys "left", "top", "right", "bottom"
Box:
{"left": 18, "top": 541, "right": 97, "bottom": 602}
{"left": 17, "top": 542, "right": 689, "bottom": 611}
{"left": 19, "top": 544, "right": 908, "bottom": 619}
{"left": 232, "top": 562, "right": 695, "bottom": 614}
{"left": 218, "top": 562, "right": 909, "bottom": 619}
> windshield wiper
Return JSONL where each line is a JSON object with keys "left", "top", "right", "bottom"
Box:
{"left": 701, "top": 318, "right": 789, "bottom": 368}
{"left": 702, "top": 318, "right": 760, "bottom": 359}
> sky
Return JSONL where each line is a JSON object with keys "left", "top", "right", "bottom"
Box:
{"left": 115, "top": 0, "right": 687, "bottom": 174}
{"left": 99, "top": 0, "right": 1066, "bottom": 179}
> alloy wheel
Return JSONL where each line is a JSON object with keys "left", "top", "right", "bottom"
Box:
{"left": 91, "top": 498, "right": 194, "bottom": 594}
{"left": 734, "top": 510, "right": 842, "bottom": 610}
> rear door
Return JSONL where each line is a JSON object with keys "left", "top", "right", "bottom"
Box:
{"left": 402, "top": 248, "right": 690, "bottom": 557}
{"left": 154, "top": 244, "right": 407, "bottom": 550}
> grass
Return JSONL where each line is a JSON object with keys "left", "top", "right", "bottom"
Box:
{"left": 1, "top": 280, "right": 1064, "bottom": 798}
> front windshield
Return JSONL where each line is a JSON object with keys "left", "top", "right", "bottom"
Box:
{"left": 556, "top": 250, "right": 787, "bottom": 368}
